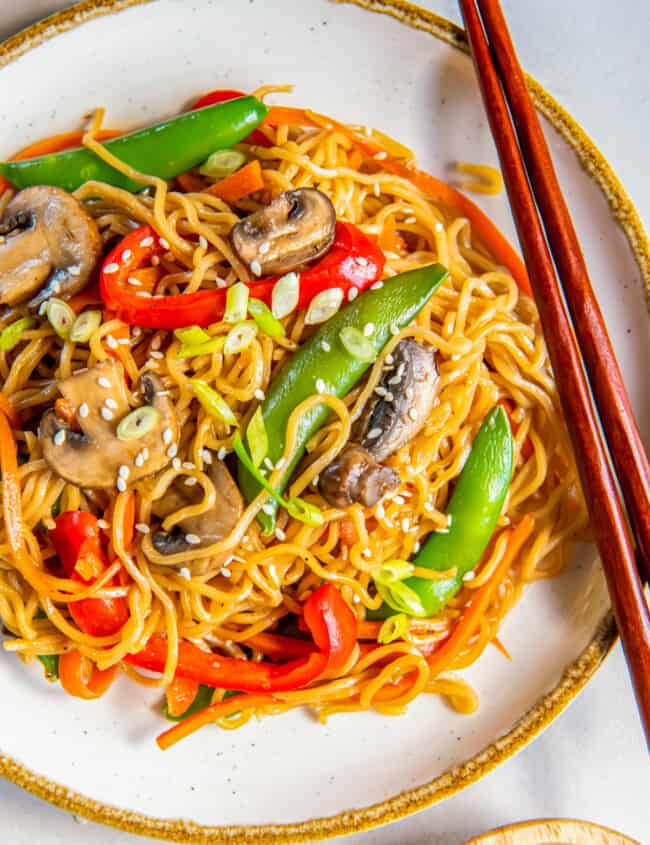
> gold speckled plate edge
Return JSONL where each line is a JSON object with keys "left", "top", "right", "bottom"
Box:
{"left": 1, "top": 0, "right": 648, "bottom": 842}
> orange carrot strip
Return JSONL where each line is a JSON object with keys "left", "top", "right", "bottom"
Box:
{"left": 166, "top": 676, "right": 201, "bottom": 718}
{"left": 66, "top": 284, "right": 103, "bottom": 315}
{"left": 206, "top": 160, "right": 264, "bottom": 202}
{"left": 157, "top": 693, "right": 277, "bottom": 750}
{"left": 347, "top": 148, "right": 363, "bottom": 171}
{"left": 59, "top": 649, "right": 116, "bottom": 700}
{"left": 339, "top": 517, "right": 359, "bottom": 547}
{"left": 491, "top": 636, "right": 512, "bottom": 660}
{"left": 263, "top": 106, "right": 530, "bottom": 293}
{"left": 0, "top": 393, "right": 21, "bottom": 428}
{"left": 358, "top": 621, "right": 382, "bottom": 640}
{"left": 497, "top": 397, "right": 533, "bottom": 460}
{"left": 175, "top": 171, "right": 205, "bottom": 193}
{"left": 427, "top": 515, "right": 535, "bottom": 678}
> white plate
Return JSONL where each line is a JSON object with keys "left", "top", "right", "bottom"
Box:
{"left": 0, "top": 1, "right": 647, "bottom": 842}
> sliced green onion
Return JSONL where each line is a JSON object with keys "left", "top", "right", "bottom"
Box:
{"left": 37, "top": 654, "right": 60, "bottom": 682}
{"left": 248, "top": 298, "right": 285, "bottom": 338}
{"left": 69, "top": 309, "right": 102, "bottom": 343}
{"left": 246, "top": 406, "right": 268, "bottom": 468}
{"left": 224, "top": 321, "right": 257, "bottom": 355}
{"left": 45, "top": 298, "right": 76, "bottom": 339}
{"left": 116, "top": 406, "right": 161, "bottom": 441}
{"left": 224, "top": 282, "right": 249, "bottom": 324}
{"left": 0, "top": 316, "right": 35, "bottom": 351}
{"left": 285, "top": 496, "right": 324, "bottom": 527}
{"left": 177, "top": 336, "right": 225, "bottom": 359}
{"left": 374, "top": 578, "right": 426, "bottom": 617}
{"left": 199, "top": 149, "right": 247, "bottom": 180}
{"left": 191, "top": 379, "right": 238, "bottom": 427}
{"left": 339, "top": 326, "right": 376, "bottom": 362}
{"left": 378, "top": 614, "right": 409, "bottom": 644}
{"left": 271, "top": 272, "right": 300, "bottom": 319}
{"left": 232, "top": 433, "right": 323, "bottom": 527}
{"left": 305, "top": 287, "right": 344, "bottom": 325}
{"left": 374, "top": 560, "right": 415, "bottom": 583}
{"left": 174, "top": 325, "right": 211, "bottom": 346}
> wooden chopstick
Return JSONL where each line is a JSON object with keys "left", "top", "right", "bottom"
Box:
{"left": 476, "top": 0, "right": 650, "bottom": 586}
{"left": 458, "top": 0, "right": 650, "bottom": 747}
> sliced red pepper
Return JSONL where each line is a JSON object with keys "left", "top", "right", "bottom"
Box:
{"left": 192, "top": 89, "right": 272, "bottom": 147}
{"left": 124, "top": 582, "right": 357, "bottom": 692}
{"left": 100, "top": 221, "right": 384, "bottom": 330}
{"left": 49, "top": 511, "right": 129, "bottom": 637}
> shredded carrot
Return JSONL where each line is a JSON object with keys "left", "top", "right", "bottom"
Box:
{"left": 166, "top": 676, "right": 201, "bottom": 718}
{"left": 59, "top": 649, "right": 116, "bottom": 700}
{"left": 263, "top": 106, "right": 531, "bottom": 294}
{"left": 0, "top": 393, "right": 21, "bottom": 428}
{"left": 175, "top": 171, "right": 205, "bottom": 193}
{"left": 127, "top": 266, "right": 161, "bottom": 293}
{"left": 378, "top": 217, "right": 407, "bottom": 253}
{"left": 427, "top": 515, "right": 535, "bottom": 678}
{"left": 244, "top": 632, "right": 315, "bottom": 661}
{"left": 66, "top": 284, "right": 103, "bottom": 315}
{"left": 54, "top": 398, "right": 78, "bottom": 429}
{"left": 347, "top": 148, "right": 363, "bottom": 171}
{"left": 0, "top": 410, "right": 26, "bottom": 560}
{"left": 491, "top": 636, "right": 512, "bottom": 661}
{"left": 102, "top": 309, "right": 131, "bottom": 367}
{"left": 206, "top": 160, "right": 264, "bottom": 202}
{"left": 339, "top": 517, "right": 359, "bottom": 546}
{"left": 157, "top": 693, "right": 277, "bottom": 750}
{"left": 358, "top": 620, "right": 382, "bottom": 640}
{"left": 0, "top": 128, "right": 120, "bottom": 195}
{"left": 497, "top": 397, "right": 533, "bottom": 460}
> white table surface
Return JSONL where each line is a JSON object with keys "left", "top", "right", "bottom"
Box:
{"left": 0, "top": 2, "right": 648, "bottom": 843}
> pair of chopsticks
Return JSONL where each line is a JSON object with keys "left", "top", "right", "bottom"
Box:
{"left": 459, "top": 0, "right": 650, "bottom": 747}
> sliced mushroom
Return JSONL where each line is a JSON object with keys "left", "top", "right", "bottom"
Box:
{"left": 231, "top": 188, "right": 336, "bottom": 276}
{"left": 0, "top": 185, "right": 101, "bottom": 308}
{"left": 319, "top": 340, "right": 439, "bottom": 508}
{"left": 151, "top": 460, "right": 243, "bottom": 575}
{"left": 40, "top": 359, "right": 178, "bottom": 490}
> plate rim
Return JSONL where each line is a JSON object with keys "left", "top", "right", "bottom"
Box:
{"left": 0, "top": 1, "right": 647, "bottom": 842}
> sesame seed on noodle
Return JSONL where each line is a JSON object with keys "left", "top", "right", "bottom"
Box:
{"left": 275, "top": 528, "right": 286, "bottom": 542}
{"left": 183, "top": 461, "right": 195, "bottom": 470}
{"left": 217, "top": 447, "right": 227, "bottom": 461}
{"left": 254, "top": 388, "right": 265, "bottom": 401}
{"left": 202, "top": 449, "right": 213, "bottom": 464}
{"left": 178, "top": 567, "right": 191, "bottom": 580}
{"left": 199, "top": 235, "right": 208, "bottom": 250}
{"left": 150, "top": 350, "right": 164, "bottom": 359}
{"left": 106, "top": 336, "right": 118, "bottom": 350}
{"left": 184, "top": 477, "right": 198, "bottom": 486}
{"left": 135, "top": 523, "right": 150, "bottom": 534}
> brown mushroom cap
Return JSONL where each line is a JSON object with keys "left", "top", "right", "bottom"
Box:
{"left": 231, "top": 188, "right": 336, "bottom": 276}
{"left": 318, "top": 443, "right": 399, "bottom": 508}
{"left": 0, "top": 185, "right": 101, "bottom": 308}
{"left": 40, "top": 359, "right": 178, "bottom": 490}
{"left": 151, "top": 459, "right": 243, "bottom": 575}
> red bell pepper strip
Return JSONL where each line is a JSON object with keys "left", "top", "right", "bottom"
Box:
{"left": 124, "top": 582, "right": 357, "bottom": 692}
{"left": 192, "top": 89, "right": 272, "bottom": 147}
{"left": 99, "top": 221, "right": 384, "bottom": 330}
{"left": 49, "top": 511, "right": 129, "bottom": 637}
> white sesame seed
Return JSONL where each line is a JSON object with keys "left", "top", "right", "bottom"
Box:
{"left": 221, "top": 568, "right": 231, "bottom": 578}
{"left": 162, "top": 427, "right": 173, "bottom": 445}
{"left": 320, "top": 339, "right": 331, "bottom": 352}
{"left": 385, "top": 392, "right": 394, "bottom": 402}
{"left": 106, "top": 335, "right": 118, "bottom": 349}
{"left": 408, "top": 407, "right": 418, "bottom": 421}
{"left": 105, "top": 398, "right": 118, "bottom": 410}
{"left": 275, "top": 528, "right": 286, "bottom": 541}
{"left": 262, "top": 503, "right": 275, "bottom": 515}
{"left": 405, "top": 386, "right": 414, "bottom": 400}
{"left": 172, "top": 457, "right": 181, "bottom": 470}
{"left": 390, "top": 323, "right": 400, "bottom": 335}
{"left": 373, "top": 151, "right": 387, "bottom": 160}
{"left": 116, "top": 477, "right": 127, "bottom": 492}
{"left": 348, "top": 287, "right": 359, "bottom": 302}
{"left": 142, "top": 447, "right": 149, "bottom": 460}
{"left": 414, "top": 541, "right": 421, "bottom": 554}
{"left": 134, "top": 453, "right": 144, "bottom": 468}
{"left": 353, "top": 594, "right": 361, "bottom": 603}
{"left": 275, "top": 457, "right": 287, "bottom": 470}
{"left": 463, "top": 570, "right": 475, "bottom": 582}
{"left": 131, "top": 523, "right": 148, "bottom": 536}
{"left": 315, "top": 378, "right": 326, "bottom": 394}
{"left": 402, "top": 518, "right": 410, "bottom": 532}
{"left": 118, "top": 465, "right": 129, "bottom": 480}
{"left": 202, "top": 449, "right": 213, "bottom": 465}
{"left": 434, "top": 221, "right": 445, "bottom": 233}
{"left": 139, "top": 236, "right": 154, "bottom": 247}
{"left": 370, "top": 281, "right": 384, "bottom": 290}
{"left": 69, "top": 266, "right": 81, "bottom": 276}
{"left": 185, "top": 533, "right": 201, "bottom": 545}
{"left": 51, "top": 281, "right": 61, "bottom": 294}
{"left": 357, "top": 256, "right": 368, "bottom": 267}
{"left": 388, "top": 374, "right": 401, "bottom": 385}
{"left": 53, "top": 429, "right": 66, "bottom": 446}
{"left": 367, "top": 427, "right": 382, "bottom": 440}
{"left": 374, "top": 387, "right": 387, "bottom": 398}
{"left": 101, "top": 407, "right": 114, "bottom": 421}
{"left": 424, "top": 501, "right": 434, "bottom": 512}
{"left": 385, "top": 353, "right": 394, "bottom": 365}
{"left": 97, "top": 519, "right": 109, "bottom": 530}
{"left": 258, "top": 241, "right": 270, "bottom": 255}
{"left": 375, "top": 502, "right": 385, "bottom": 519}
{"left": 126, "top": 276, "right": 141, "bottom": 286}
{"left": 361, "top": 548, "right": 372, "bottom": 559}
{"left": 254, "top": 388, "right": 265, "bottom": 401}
{"left": 184, "top": 477, "right": 198, "bottom": 486}
{"left": 199, "top": 235, "right": 208, "bottom": 250}
{"left": 447, "top": 514, "right": 453, "bottom": 527}
{"left": 178, "top": 567, "right": 191, "bottom": 580}
{"left": 250, "top": 259, "right": 262, "bottom": 277}
{"left": 97, "top": 376, "right": 111, "bottom": 388}
{"left": 103, "top": 262, "right": 119, "bottom": 274}
{"left": 159, "top": 237, "right": 170, "bottom": 249}
{"left": 363, "top": 322, "right": 375, "bottom": 337}
{"left": 150, "top": 350, "right": 164, "bottom": 359}
{"left": 436, "top": 527, "right": 450, "bottom": 534}
{"left": 183, "top": 461, "right": 195, "bottom": 470}
{"left": 217, "top": 447, "right": 227, "bottom": 461}
{"left": 263, "top": 457, "right": 274, "bottom": 471}
{"left": 135, "top": 291, "right": 152, "bottom": 298}
{"left": 404, "top": 216, "right": 416, "bottom": 224}
{"left": 122, "top": 249, "right": 132, "bottom": 261}
{"left": 167, "top": 444, "right": 178, "bottom": 458}
{"left": 78, "top": 403, "right": 89, "bottom": 419}
{"left": 393, "top": 495, "right": 405, "bottom": 505}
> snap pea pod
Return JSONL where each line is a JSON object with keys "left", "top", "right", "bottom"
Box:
{"left": 371, "top": 404, "right": 513, "bottom": 619}
{"left": 238, "top": 263, "right": 449, "bottom": 534}
{"left": 0, "top": 96, "right": 268, "bottom": 193}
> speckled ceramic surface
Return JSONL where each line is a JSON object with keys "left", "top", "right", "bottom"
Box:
{"left": 0, "top": 1, "right": 647, "bottom": 842}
